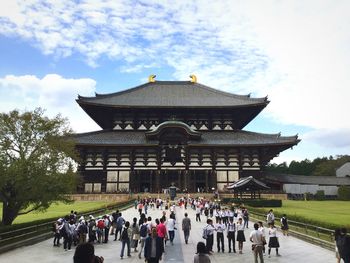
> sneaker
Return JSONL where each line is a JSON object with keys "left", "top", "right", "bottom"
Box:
{"left": 138, "top": 254, "right": 141, "bottom": 259}
{"left": 277, "top": 254, "right": 281, "bottom": 257}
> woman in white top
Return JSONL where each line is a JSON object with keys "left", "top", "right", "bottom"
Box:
{"left": 236, "top": 218, "right": 246, "bottom": 254}
{"left": 268, "top": 222, "right": 280, "bottom": 257}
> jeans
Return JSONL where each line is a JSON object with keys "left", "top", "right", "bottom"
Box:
{"left": 244, "top": 219, "right": 249, "bottom": 228}
{"left": 168, "top": 230, "right": 175, "bottom": 243}
{"left": 138, "top": 238, "right": 146, "bottom": 258}
{"left": 120, "top": 239, "right": 131, "bottom": 257}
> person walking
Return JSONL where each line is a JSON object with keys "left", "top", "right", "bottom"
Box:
{"left": 167, "top": 213, "right": 176, "bottom": 245}
{"left": 157, "top": 218, "right": 167, "bottom": 252}
{"left": 280, "top": 214, "right": 289, "bottom": 236}
{"left": 243, "top": 208, "right": 249, "bottom": 229}
{"left": 194, "top": 242, "right": 211, "bottom": 263}
{"left": 236, "top": 217, "right": 246, "bottom": 254}
{"left": 138, "top": 218, "right": 148, "bottom": 259}
{"left": 144, "top": 227, "right": 163, "bottom": 263}
{"left": 131, "top": 217, "right": 140, "bottom": 252}
{"left": 267, "top": 223, "right": 280, "bottom": 257}
{"left": 115, "top": 212, "right": 125, "bottom": 241}
{"left": 182, "top": 212, "right": 191, "bottom": 244}
{"left": 120, "top": 221, "right": 131, "bottom": 259}
{"left": 227, "top": 217, "right": 236, "bottom": 253}
{"left": 250, "top": 223, "right": 265, "bottom": 263}
{"left": 215, "top": 218, "right": 225, "bottom": 252}
{"left": 195, "top": 206, "right": 201, "bottom": 222}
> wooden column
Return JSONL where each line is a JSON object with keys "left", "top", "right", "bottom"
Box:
{"left": 178, "top": 170, "right": 182, "bottom": 191}
{"left": 183, "top": 170, "right": 188, "bottom": 192}
{"left": 156, "top": 170, "right": 160, "bottom": 193}
{"left": 205, "top": 170, "right": 209, "bottom": 191}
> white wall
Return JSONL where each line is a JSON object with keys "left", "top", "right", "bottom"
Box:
{"left": 283, "top": 184, "right": 338, "bottom": 195}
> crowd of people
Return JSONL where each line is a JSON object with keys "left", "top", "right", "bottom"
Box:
{"left": 51, "top": 197, "right": 349, "bottom": 263}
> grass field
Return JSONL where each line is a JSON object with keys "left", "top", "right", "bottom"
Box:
{"left": 258, "top": 200, "right": 350, "bottom": 228}
{"left": 0, "top": 201, "right": 115, "bottom": 224}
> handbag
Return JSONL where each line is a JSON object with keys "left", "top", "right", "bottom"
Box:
{"left": 133, "top": 234, "right": 140, "bottom": 240}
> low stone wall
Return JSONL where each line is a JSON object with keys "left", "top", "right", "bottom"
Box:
{"left": 70, "top": 192, "right": 287, "bottom": 201}
{"left": 70, "top": 194, "right": 131, "bottom": 202}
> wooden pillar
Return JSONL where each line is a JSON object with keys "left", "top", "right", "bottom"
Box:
{"left": 183, "top": 170, "right": 188, "bottom": 192}
{"left": 205, "top": 170, "right": 209, "bottom": 192}
{"left": 156, "top": 170, "right": 160, "bottom": 193}
{"left": 150, "top": 170, "right": 153, "bottom": 192}
{"left": 178, "top": 170, "right": 182, "bottom": 191}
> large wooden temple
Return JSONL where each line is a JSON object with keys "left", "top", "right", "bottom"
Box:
{"left": 74, "top": 75, "right": 299, "bottom": 193}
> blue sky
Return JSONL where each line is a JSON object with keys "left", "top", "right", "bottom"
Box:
{"left": 0, "top": 0, "right": 349, "bottom": 164}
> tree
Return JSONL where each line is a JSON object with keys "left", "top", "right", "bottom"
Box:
{"left": 0, "top": 108, "right": 77, "bottom": 225}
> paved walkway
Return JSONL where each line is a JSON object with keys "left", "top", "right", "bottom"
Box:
{"left": 0, "top": 205, "right": 335, "bottom": 263}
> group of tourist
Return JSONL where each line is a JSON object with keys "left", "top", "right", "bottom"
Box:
{"left": 58, "top": 197, "right": 291, "bottom": 263}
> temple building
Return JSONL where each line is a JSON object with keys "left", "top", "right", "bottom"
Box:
{"left": 74, "top": 75, "right": 299, "bottom": 193}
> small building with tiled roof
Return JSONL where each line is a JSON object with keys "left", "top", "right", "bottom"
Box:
{"left": 74, "top": 76, "right": 300, "bottom": 193}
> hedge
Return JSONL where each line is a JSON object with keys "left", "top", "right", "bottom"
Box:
{"left": 338, "top": 186, "right": 350, "bottom": 200}
{"left": 222, "top": 198, "right": 282, "bottom": 207}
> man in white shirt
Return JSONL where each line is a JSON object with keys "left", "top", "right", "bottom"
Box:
{"left": 215, "top": 218, "right": 226, "bottom": 252}
{"left": 227, "top": 217, "right": 236, "bottom": 253}
{"left": 250, "top": 223, "right": 265, "bottom": 263}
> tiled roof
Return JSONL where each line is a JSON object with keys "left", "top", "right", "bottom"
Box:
{"left": 227, "top": 176, "right": 269, "bottom": 190}
{"left": 263, "top": 173, "right": 350, "bottom": 186}
{"left": 77, "top": 81, "right": 268, "bottom": 108}
{"left": 73, "top": 130, "right": 299, "bottom": 146}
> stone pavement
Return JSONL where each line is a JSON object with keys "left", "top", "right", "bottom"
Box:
{"left": 0, "top": 205, "right": 335, "bottom": 263}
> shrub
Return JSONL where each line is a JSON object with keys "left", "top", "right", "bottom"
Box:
{"left": 338, "top": 186, "right": 350, "bottom": 200}
{"left": 315, "top": 190, "right": 325, "bottom": 200}
{"left": 304, "top": 192, "right": 313, "bottom": 200}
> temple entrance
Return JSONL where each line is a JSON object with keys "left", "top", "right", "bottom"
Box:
{"left": 130, "top": 169, "right": 216, "bottom": 193}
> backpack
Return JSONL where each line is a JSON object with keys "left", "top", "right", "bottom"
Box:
{"left": 140, "top": 224, "right": 148, "bottom": 238}
{"left": 97, "top": 220, "right": 105, "bottom": 229}
{"left": 202, "top": 226, "right": 208, "bottom": 239}
{"left": 121, "top": 227, "right": 129, "bottom": 240}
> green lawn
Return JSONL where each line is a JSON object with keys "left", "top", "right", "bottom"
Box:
{"left": 263, "top": 200, "right": 350, "bottom": 228}
{"left": 0, "top": 201, "right": 115, "bottom": 224}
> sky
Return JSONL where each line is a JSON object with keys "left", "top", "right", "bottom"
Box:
{"left": 0, "top": 0, "right": 349, "bottom": 164}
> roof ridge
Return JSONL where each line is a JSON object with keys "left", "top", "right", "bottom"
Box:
{"left": 77, "top": 80, "right": 268, "bottom": 103}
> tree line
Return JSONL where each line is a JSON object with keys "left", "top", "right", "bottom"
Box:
{"left": 266, "top": 155, "right": 350, "bottom": 176}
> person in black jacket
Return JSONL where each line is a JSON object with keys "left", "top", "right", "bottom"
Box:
{"left": 336, "top": 228, "right": 350, "bottom": 263}
{"left": 144, "top": 227, "right": 163, "bottom": 263}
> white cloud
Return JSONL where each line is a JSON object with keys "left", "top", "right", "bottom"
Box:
{"left": 1, "top": 0, "right": 350, "bottom": 160}
{"left": 0, "top": 74, "right": 99, "bottom": 132}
